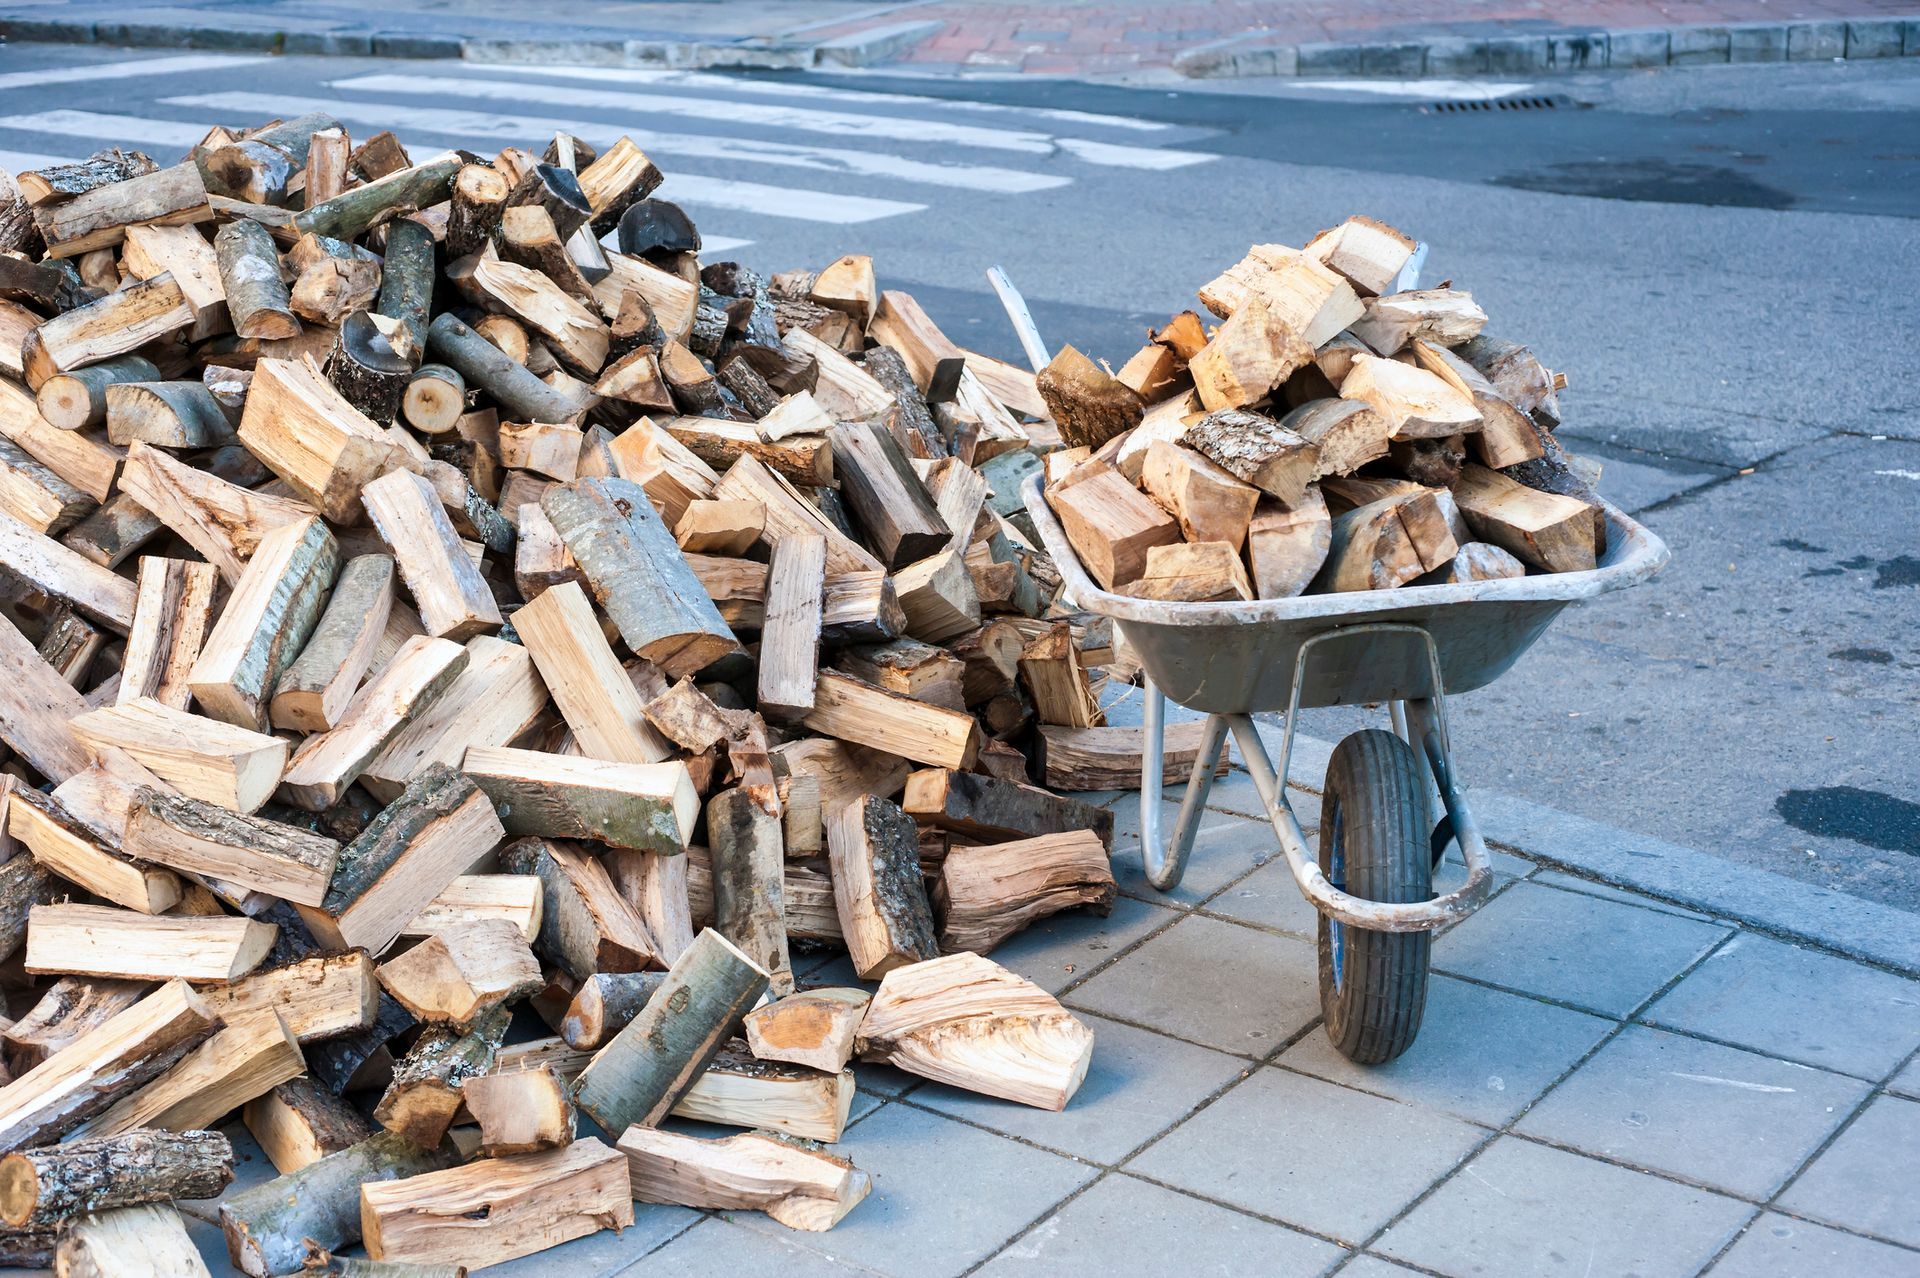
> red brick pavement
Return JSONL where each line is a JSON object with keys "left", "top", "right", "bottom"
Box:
{"left": 812, "top": 0, "right": 1917, "bottom": 72}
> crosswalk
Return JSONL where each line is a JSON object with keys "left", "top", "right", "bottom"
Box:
{"left": 0, "top": 50, "right": 1216, "bottom": 246}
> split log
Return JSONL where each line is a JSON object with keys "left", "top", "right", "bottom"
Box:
{"left": 373, "top": 1006, "right": 509, "bottom": 1148}
{"left": 294, "top": 156, "right": 460, "bottom": 242}
{"left": 1182, "top": 409, "right": 1320, "bottom": 508}
{"left": 464, "top": 747, "right": 696, "bottom": 853}
{"left": 219, "top": 1131, "right": 459, "bottom": 1278}
{"left": 215, "top": 219, "right": 300, "bottom": 341}
{"left": 115, "top": 441, "right": 311, "bottom": 585}
{"left": 1456, "top": 333, "right": 1563, "bottom": 424}
{"left": 1125, "top": 540, "right": 1254, "bottom": 602}
{"left": 272, "top": 553, "right": 395, "bottom": 732}
{"left": 124, "top": 788, "right": 340, "bottom": 907}
{"left": 1247, "top": 491, "right": 1332, "bottom": 599}
{"left": 360, "top": 637, "right": 546, "bottom": 802}
{"left": 1451, "top": 463, "right": 1597, "bottom": 572}
{"left": 496, "top": 420, "right": 582, "bottom": 481}
{"left": 54, "top": 1201, "right": 210, "bottom": 1275}
{"left": 188, "top": 515, "right": 338, "bottom": 730}
{"left": 1017, "top": 621, "right": 1100, "bottom": 728}
{"left": 891, "top": 546, "right": 982, "bottom": 644}
{"left": 1350, "top": 287, "right": 1487, "bottom": 355}
{"left": 424, "top": 314, "right": 580, "bottom": 425}
{"left": 304, "top": 127, "right": 351, "bottom": 209}
{"left": 511, "top": 580, "right": 668, "bottom": 764}
{"left": 297, "top": 764, "right": 505, "bottom": 955}
{"left": 707, "top": 787, "right": 792, "bottom": 998}
{"left": 618, "top": 1127, "right": 869, "bottom": 1231}
{"left": 500, "top": 205, "right": 593, "bottom": 302}
{"left": 672, "top": 1043, "right": 853, "bottom": 1141}
{"left": 244, "top": 1077, "right": 371, "bottom": 1174}
{"left": 936, "top": 831, "right": 1115, "bottom": 955}
{"left": 1282, "top": 397, "right": 1392, "bottom": 477}
{"left": 901, "top": 768, "right": 1113, "bottom": 848}
{"left": 836, "top": 638, "right": 965, "bottom": 711}
{"left": 743, "top": 987, "right": 869, "bottom": 1074}
{"left": 712, "top": 453, "right": 881, "bottom": 576}
{"left": 0, "top": 1128, "right": 230, "bottom": 1229}
{"left": 1043, "top": 463, "right": 1181, "bottom": 591}
{"left": 1189, "top": 295, "right": 1313, "bottom": 412}
{"left": 362, "top": 469, "right": 501, "bottom": 642}
{"left": 572, "top": 927, "right": 768, "bottom": 1134}
{"left": 830, "top": 422, "right": 951, "bottom": 569}
{"left": 3, "top": 980, "right": 145, "bottom": 1075}
{"left": 121, "top": 222, "right": 227, "bottom": 341}
{"left": 1139, "top": 440, "right": 1260, "bottom": 550}
{"left": 560, "top": 971, "right": 667, "bottom": 1049}
{"left": 1035, "top": 345, "right": 1143, "bottom": 449}
{"left": 15, "top": 149, "right": 158, "bottom": 205}
{"left": 1340, "top": 352, "right": 1480, "bottom": 439}
{"left": 277, "top": 635, "right": 468, "bottom": 811}
{"left": 664, "top": 416, "right": 833, "bottom": 488}
{"left": 402, "top": 874, "right": 543, "bottom": 944}
{"left": 26, "top": 904, "right": 274, "bottom": 983}
{"left": 802, "top": 671, "right": 979, "bottom": 770}
{"left": 0, "top": 509, "right": 138, "bottom": 631}
{"left": 675, "top": 498, "right": 763, "bottom": 556}
{"left": 6, "top": 787, "right": 182, "bottom": 915}
{"left": 604, "top": 848, "right": 695, "bottom": 967}
{"left": 0, "top": 433, "right": 92, "bottom": 534}
{"left": 1313, "top": 490, "right": 1459, "bottom": 593}
{"left": 757, "top": 531, "right": 825, "bottom": 720}
{"left": 577, "top": 137, "right": 662, "bottom": 234}
{"left": 1303, "top": 215, "right": 1416, "bottom": 296}
{"left": 33, "top": 163, "right": 210, "bottom": 259}
{"left": 1037, "top": 721, "right": 1228, "bottom": 790}
{"left": 72, "top": 697, "right": 287, "bottom": 813}
{"left": 446, "top": 165, "right": 509, "bottom": 259}
{"left": 324, "top": 310, "right": 412, "bottom": 423}
{"left": 101, "top": 380, "right": 229, "bottom": 449}
{"left": 201, "top": 951, "right": 378, "bottom": 1045}
{"left": 34, "top": 355, "right": 162, "bottom": 431}
{"left": 825, "top": 795, "right": 937, "bottom": 979}
{"left": 458, "top": 256, "right": 607, "bottom": 377}
{"left": 360, "top": 1138, "right": 631, "bottom": 1268}
{"left": 1197, "top": 244, "right": 1362, "bottom": 347}
{"left": 0, "top": 980, "right": 218, "bottom": 1153}
{"left": 499, "top": 838, "right": 656, "bottom": 980}
{"left": 856, "top": 952, "right": 1093, "bottom": 1110}
{"left": 376, "top": 918, "right": 541, "bottom": 1026}
{"left": 238, "top": 357, "right": 410, "bottom": 523}
{"left": 304, "top": 994, "right": 413, "bottom": 1098}
{"left": 460, "top": 1065, "right": 574, "bottom": 1156}
{"left": 0, "top": 614, "right": 105, "bottom": 781}
{"left": 62, "top": 493, "right": 164, "bottom": 569}
{"left": 1417, "top": 540, "right": 1526, "bottom": 584}
{"left": 74, "top": 1009, "right": 303, "bottom": 1138}
{"left": 21, "top": 274, "right": 192, "bottom": 389}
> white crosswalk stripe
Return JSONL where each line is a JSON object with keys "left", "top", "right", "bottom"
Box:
{"left": 0, "top": 148, "right": 74, "bottom": 173}
{"left": 0, "top": 53, "right": 266, "bottom": 92}
{"left": 330, "top": 72, "right": 1213, "bottom": 169}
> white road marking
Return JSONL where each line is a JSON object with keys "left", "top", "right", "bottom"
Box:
{"left": 1289, "top": 79, "right": 1537, "bottom": 100}
{"left": 0, "top": 148, "right": 76, "bottom": 175}
{"left": 1873, "top": 469, "right": 1920, "bottom": 481}
{"left": 456, "top": 61, "right": 1172, "bottom": 132}
{"left": 331, "top": 73, "right": 1210, "bottom": 168}
{"left": 0, "top": 109, "right": 226, "bottom": 154}
{"left": 700, "top": 235, "right": 754, "bottom": 253}
{"left": 1670, "top": 1073, "right": 1798, "bottom": 1094}
{"left": 165, "top": 91, "right": 1071, "bottom": 193}
{"left": 1056, "top": 136, "right": 1211, "bottom": 171}
{"left": 0, "top": 53, "right": 268, "bottom": 92}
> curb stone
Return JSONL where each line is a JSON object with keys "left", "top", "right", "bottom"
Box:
{"left": 1171, "top": 14, "right": 1920, "bottom": 78}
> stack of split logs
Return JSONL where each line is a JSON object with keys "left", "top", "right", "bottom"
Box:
{"left": 1037, "top": 217, "right": 1605, "bottom": 601}
{"left": 0, "top": 120, "right": 1187, "bottom": 1275}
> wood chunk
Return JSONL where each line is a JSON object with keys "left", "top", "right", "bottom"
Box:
{"left": 606, "top": 418, "right": 716, "bottom": 525}
{"left": 1350, "top": 287, "right": 1487, "bottom": 356}
{"left": 361, "top": 1138, "right": 630, "bottom": 1268}
{"left": 758, "top": 532, "right": 826, "bottom": 720}
{"left": 101, "top": 559, "right": 210, "bottom": 713}
{"left": 1189, "top": 295, "right": 1313, "bottom": 413}
{"left": 936, "top": 831, "right": 1114, "bottom": 955}
{"left": 500, "top": 204, "right": 594, "bottom": 303}
{"left": 712, "top": 454, "right": 880, "bottom": 576}
{"left": 402, "top": 874, "right": 543, "bottom": 944}
{"left": 781, "top": 328, "right": 891, "bottom": 423}
{"left": 61, "top": 492, "right": 164, "bottom": 569}
{"left": 124, "top": 788, "right": 339, "bottom": 907}
{"left": 1281, "top": 397, "right": 1393, "bottom": 478}
{"left": 743, "top": 988, "right": 870, "bottom": 1075}
{"left": 462, "top": 1065, "right": 575, "bottom": 1157}
{"left": 212, "top": 218, "right": 299, "bottom": 341}
{"left": 1451, "top": 463, "right": 1596, "bottom": 573}
{"left": 21, "top": 274, "right": 191, "bottom": 391}
{"left": 360, "top": 470, "right": 500, "bottom": 643}
{"left": 1456, "top": 333, "right": 1563, "bottom": 423}
{"left": 76, "top": 1007, "right": 304, "bottom": 1139}
{"left": 244, "top": 1077, "right": 371, "bottom": 1174}
{"left": 1410, "top": 340, "right": 1545, "bottom": 470}
{"left": 33, "top": 163, "right": 210, "bottom": 259}
{"left": 1139, "top": 440, "right": 1260, "bottom": 550}
{"left": 1181, "top": 409, "right": 1320, "bottom": 508}
{"left": 496, "top": 420, "right": 583, "bottom": 482}
{"left": 808, "top": 254, "right": 877, "bottom": 327}
{"left": 1015, "top": 620, "right": 1097, "bottom": 728}
{"left": 26, "top": 904, "right": 273, "bottom": 983}
{"left": 1339, "top": 352, "right": 1480, "bottom": 440}
{"left": 6, "top": 787, "right": 182, "bottom": 915}
{"left": 1303, "top": 215, "right": 1416, "bottom": 296}
{"left": 572, "top": 928, "right": 768, "bottom": 1134}
{"left": 0, "top": 614, "right": 94, "bottom": 783}
{"left": 802, "top": 672, "right": 978, "bottom": 771}
{"left": 1197, "top": 244, "right": 1363, "bottom": 347}
{"left": 461, "top": 256, "right": 608, "bottom": 377}
{"left": 499, "top": 838, "right": 656, "bottom": 980}
{"left": 271, "top": 553, "right": 394, "bottom": 733}
{"left": 55, "top": 1201, "right": 211, "bottom": 1275}
{"left": 0, "top": 433, "right": 91, "bottom": 535}
{"left": 560, "top": 971, "right": 667, "bottom": 1049}
{"left": 577, "top": 137, "right": 662, "bottom": 235}
{"left": 219, "top": 1131, "right": 458, "bottom": 1278}
{"left": 0, "top": 508, "right": 138, "bottom": 632}
{"left": 377, "top": 918, "right": 541, "bottom": 1026}
{"left": 188, "top": 515, "right": 337, "bottom": 730}
{"left": 1042, "top": 464, "right": 1180, "bottom": 591}
{"left": 1248, "top": 490, "right": 1333, "bottom": 599}
{"left": 857, "top": 952, "right": 1093, "bottom": 1110}
{"left": 73, "top": 698, "right": 285, "bottom": 814}
{"left": 1033, "top": 344, "right": 1144, "bottom": 450}
{"left": 36, "top": 605, "right": 102, "bottom": 690}
{"left": 671, "top": 1043, "right": 853, "bottom": 1141}
{"left": 1037, "top": 721, "right": 1226, "bottom": 791}
{"left": 824, "top": 795, "right": 936, "bottom": 980}
{"left": 901, "top": 768, "right": 1113, "bottom": 847}
{"left": 202, "top": 950, "right": 378, "bottom": 1046}
{"left": 542, "top": 476, "right": 738, "bottom": 679}
{"left": 1314, "top": 491, "right": 1460, "bottom": 593}
{"left": 360, "top": 637, "right": 547, "bottom": 802}
{"left": 373, "top": 1006, "right": 508, "bottom": 1148}
{"left": 115, "top": 442, "right": 309, "bottom": 585}
{"left": 464, "top": 748, "right": 696, "bottom": 853}
{"left": 35, "top": 355, "right": 162, "bottom": 433}
{"left": 821, "top": 569, "right": 905, "bottom": 644}
{"left": 279, "top": 631, "right": 465, "bottom": 808}
{"left": 605, "top": 849, "right": 694, "bottom": 967}
{"left": 298, "top": 764, "right": 504, "bottom": 955}
{"left": 836, "top": 638, "right": 965, "bottom": 712}
{"left": 829, "top": 422, "right": 951, "bottom": 569}
{"left": 707, "top": 787, "right": 792, "bottom": 998}
{"left": 1125, "top": 540, "right": 1254, "bottom": 603}
{"left": 2, "top": 980, "right": 145, "bottom": 1076}
{"left": 619, "top": 1127, "right": 868, "bottom": 1231}
{"left": 511, "top": 581, "right": 667, "bottom": 764}
{"left": 674, "top": 498, "right": 763, "bottom": 556}
{"left": 891, "top": 546, "right": 982, "bottom": 645}
{"left": 237, "top": 357, "right": 407, "bottom": 523}
{"left": 1418, "top": 540, "right": 1528, "bottom": 585}
{"left": 425, "top": 313, "right": 580, "bottom": 424}
{"left": 0, "top": 1128, "right": 231, "bottom": 1229}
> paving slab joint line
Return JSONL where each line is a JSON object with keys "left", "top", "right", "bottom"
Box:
{"left": 1171, "top": 15, "right": 1920, "bottom": 78}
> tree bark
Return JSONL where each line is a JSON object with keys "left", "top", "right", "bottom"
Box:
{"left": 374, "top": 218, "right": 434, "bottom": 362}
{"left": 0, "top": 1128, "right": 232, "bottom": 1228}
{"left": 215, "top": 218, "right": 300, "bottom": 341}
{"left": 425, "top": 313, "right": 579, "bottom": 423}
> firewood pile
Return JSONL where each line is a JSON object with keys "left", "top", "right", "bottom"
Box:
{"left": 1035, "top": 218, "right": 1607, "bottom": 601}
{"left": 0, "top": 120, "right": 1185, "bottom": 1274}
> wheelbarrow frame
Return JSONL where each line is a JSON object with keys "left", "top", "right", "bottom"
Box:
{"left": 1021, "top": 472, "right": 1671, "bottom": 933}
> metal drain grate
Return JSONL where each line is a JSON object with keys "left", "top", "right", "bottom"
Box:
{"left": 1421, "top": 95, "right": 1572, "bottom": 115}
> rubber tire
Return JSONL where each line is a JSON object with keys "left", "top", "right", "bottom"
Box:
{"left": 1317, "top": 728, "right": 1434, "bottom": 1065}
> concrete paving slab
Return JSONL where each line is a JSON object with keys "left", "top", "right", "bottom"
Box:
{"left": 635, "top": 1217, "right": 879, "bottom": 1276}
{"left": 1515, "top": 1024, "right": 1872, "bottom": 1198}
{"left": 1710, "top": 1210, "right": 1920, "bottom": 1277}
{"left": 977, "top": 1173, "right": 1348, "bottom": 1276}
{"left": 1375, "top": 1136, "right": 1753, "bottom": 1278}
{"left": 1887, "top": 1054, "right": 1920, "bottom": 1100}
{"left": 1107, "top": 806, "right": 1276, "bottom": 908}
{"left": 990, "top": 893, "right": 1181, "bottom": 996}
{"left": 1335, "top": 1258, "right": 1431, "bottom": 1277}
{"left": 734, "top": 1102, "right": 1096, "bottom": 1278}
{"left": 1435, "top": 880, "right": 1731, "bottom": 1016}
{"left": 1774, "top": 1095, "right": 1920, "bottom": 1247}
{"left": 1205, "top": 854, "right": 1324, "bottom": 938}
{"left": 1064, "top": 914, "right": 1322, "bottom": 1056}
{"left": 1278, "top": 975, "right": 1615, "bottom": 1127}
{"left": 1529, "top": 869, "right": 1719, "bottom": 921}
{"left": 1643, "top": 933, "right": 1920, "bottom": 1079}
{"left": 1127, "top": 1067, "right": 1485, "bottom": 1244}
{"left": 910, "top": 1012, "right": 1250, "bottom": 1164}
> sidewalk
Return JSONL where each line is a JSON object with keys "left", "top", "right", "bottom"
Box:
{"left": 35, "top": 725, "right": 1915, "bottom": 1277}
{"left": 5, "top": 0, "right": 1919, "bottom": 75}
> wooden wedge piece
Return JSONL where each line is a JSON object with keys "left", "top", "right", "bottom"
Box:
{"left": 118, "top": 557, "right": 217, "bottom": 711}
{"left": 124, "top": 787, "right": 340, "bottom": 907}
{"left": 462, "top": 1064, "right": 576, "bottom": 1157}
{"left": 25, "top": 904, "right": 275, "bottom": 983}
{"left": 1037, "top": 721, "right": 1227, "bottom": 791}
{"left": 901, "top": 768, "right": 1114, "bottom": 847}
{"left": 75, "top": 1009, "right": 304, "bottom": 1139}
{"left": 201, "top": 951, "right": 378, "bottom": 1044}
{"left": 1125, "top": 540, "right": 1255, "bottom": 603}
{"left": 360, "top": 636, "right": 547, "bottom": 802}
{"left": 73, "top": 697, "right": 286, "bottom": 813}
{"left": 361, "top": 469, "right": 501, "bottom": 642}
{"left": 238, "top": 357, "right": 409, "bottom": 522}
{"left": 0, "top": 508, "right": 138, "bottom": 632}
{"left": 825, "top": 794, "right": 937, "bottom": 980}
{"left": 376, "top": 918, "right": 542, "bottom": 1026}
{"left": 1451, "top": 463, "right": 1597, "bottom": 573}
{"left": 1314, "top": 490, "right": 1460, "bottom": 593}
{"left": 1247, "top": 490, "right": 1333, "bottom": 599}
{"left": 1303, "top": 215, "right": 1416, "bottom": 296}
{"left": 743, "top": 988, "right": 870, "bottom": 1074}
{"left": 1034, "top": 344, "right": 1144, "bottom": 450}
{"left": 707, "top": 787, "right": 792, "bottom": 998}
{"left": 1042, "top": 463, "right": 1181, "bottom": 591}
{"left": 271, "top": 553, "right": 395, "bottom": 732}
{"left": 1139, "top": 439, "right": 1260, "bottom": 550}
{"left": 277, "top": 635, "right": 468, "bottom": 810}
{"left": 802, "top": 672, "right": 979, "bottom": 770}
{"left": 244, "top": 1077, "right": 372, "bottom": 1174}
{"left": 671, "top": 1043, "right": 853, "bottom": 1141}
{"left": 499, "top": 838, "right": 657, "bottom": 980}
{"left": 619, "top": 1127, "right": 869, "bottom": 1231}
{"left": 1182, "top": 409, "right": 1320, "bottom": 508}
{"left": 936, "top": 831, "right": 1115, "bottom": 955}
{"left": 5, "top": 786, "right": 182, "bottom": 915}
{"left": 511, "top": 580, "right": 668, "bottom": 765}
{"left": 463, "top": 747, "right": 697, "bottom": 853}
{"left": 758, "top": 531, "right": 825, "bottom": 720}
{"left": 188, "top": 514, "right": 339, "bottom": 730}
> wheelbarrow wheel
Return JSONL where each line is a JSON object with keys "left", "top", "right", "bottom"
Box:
{"left": 1317, "top": 729, "right": 1433, "bottom": 1064}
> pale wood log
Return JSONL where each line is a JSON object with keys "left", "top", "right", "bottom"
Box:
{"left": 857, "top": 952, "right": 1093, "bottom": 1110}
{"left": 825, "top": 795, "right": 936, "bottom": 980}
{"left": 891, "top": 546, "right": 982, "bottom": 644}
{"left": 75, "top": 1010, "right": 303, "bottom": 1139}
{"left": 590, "top": 251, "right": 696, "bottom": 341}
{"left": 1037, "top": 721, "right": 1228, "bottom": 791}
{"left": 115, "top": 442, "right": 309, "bottom": 585}
{"left": 0, "top": 510, "right": 137, "bottom": 632}
{"left": 1456, "top": 333, "right": 1563, "bottom": 424}
{"left": 936, "top": 831, "right": 1114, "bottom": 955}
{"left": 1197, "top": 244, "right": 1362, "bottom": 347}
{"left": 360, "top": 469, "right": 501, "bottom": 643}
{"left": 400, "top": 364, "right": 465, "bottom": 435}
{"left": 1303, "top": 215, "right": 1416, "bottom": 296}
{"left": 458, "top": 256, "right": 607, "bottom": 377}
{"left": 769, "top": 737, "right": 910, "bottom": 814}
{"left": 1042, "top": 464, "right": 1180, "bottom": 591}
{"left": 1032, "top": 344, "right": 1142, "bottom": 449}
{"left": 802, "top": 672, "right": 978, "bottom": 771}
{"left": 303, "top": 126, "right": 351, "bottom": 208}
{"left": 621, "top": 1127, "right": 867, "bottom": 1231}
{"left": 0, "top": 981, "right": 218, "bottom": 1152}
{"left": 661, "top": 415, "right": 834, "bottom": 489}
{"left": 54, "top": 1201, "right": 211, "bottom": 1276}
{"left": 511, "top": 581, "right": 667, "bottom": 765}
{"left": 781, "top": 328, "right": 891, "bottom": 423}
{"left": 360, "top": 1138, "right": 629, "bottom": 1268}
{"left": 461, "top": 1065, "right": 575, "bottom": 1157}
{"left": 26, "top": 904, "right": 271, "bottom": 982}
{"left": 572, "top": 927, "right": 768, "bottom": 1134}
{"left": 757, "top": 531, "right": 825, "bottom": 721}
{"left": 1139, "top": 440, "right": 1259, "bottom": 550}
{"left": 401, "top": 874, "right": 543, "bottom": 944}
{"left": 277, "top": 636, "right": 468, "bottom": 811}
{"left": 499, "top": 838, "right": 656, "bottom": 980}
{"left": 605, "top": 417, "right": 716, "bottom": 525}
{"left": 712, "top": 454, "right": 881, "bottom": 576}
{"left": 671, "top": 1043, "right": 852, "bottom": 1141}
{"left": 0, "top": 384, "right": 123, "bottom": 506}
{"left": 62, "top": 494, "right": 164, "bottom": 569}
{"left": 830, "top": 422, "right": 950, "bottom": 569}
{"left": 674, "top": 498, "right": 763, "bottom": 556}
{"left": 33, "top": 163, "right": 209, "bottom": 259}
{"left": 124, "top": 788, "right": 338, "bottom": 908}
{"left": 373, "top": 1006, "right": 508, "bottom": 1148}
{"left": 3, "top": 980, "right": 146, "bottom": 1076}
{"left": 0, "top": 1129, "right": 230, "bottom": 1229}
{"left": 201, "top": 951, "right": 377, "bottom": 1045}
{"left": 72, "top": 698, "right": 285, "bottom": 814}
{"left": 244, "top": 1077, "right": 371, "bottom": 1174}
{"left": 237, "top": 357, "right": 408, "bottom": 523}
{"left": 0, "top": 434, "right": 91, "bottom": 534}
{"left": 109, "top": 558, "right": 212, "bottom": 711}
{"left": 219, "top": 1131, "right": 459, "bottom": 1278}
{"left": 297, "top": 764, "right": 504, "bottom": 955}
{"left": 901, "top": 768, "right": 1113, "bottom": 847}
{"left": 1282, "top": 397, "right": 1393, "bottom": 478}
{"left": 1017, "top": 621, "right": 1100, "bottom": 728}
{"left": 1247, "top": 490, "right": 1332, "bottom": 599}
{"left": 6, "top": 788, "right": 182, "bottom": 915}
{"left": 603, "top": 849, "right": 694, "bottom": 968}
{"left": 1124, "top": 540, "right": 1255, "bottom": 603}
{"left": 1418, "top": 540, "right": 1527, "bottom": 584}
{"left": 1451, "top": 463, "right": 1596, "bottom": 573}
{"left": 21, "top": 275, "right": 190, "bottom": 392}
{"left": 496, "top": 420, "right": 583, "bottom": 482}
{"left": 376, "top": 918, "right": 540, "bottom": 1027}
{"left": 835, "top": 638, "right": 966, "bottom": 712}
{"left": 187, "top": 515, "right": 337, "bottom": 730}
{"left": 1339, "top": 352, "right": 1480, "bottom": 440}
{"left": 446, "top": 164, "right": 509, "bottom": 258}
{"left": 743, "top": 988, "right": 869, "bottom": 1074}
{"left": 463, "top": 747, "right": 695, "bottom": 854}
{"left": 425, "top": 314, "right": 580, "bottom": 424}
{"left": 1349, "top": 287, "right": 1487, "bottom": 356}
{"left": 707, "top": 787, "right": 791, "bottom": 998}
{"left": 500, "top": 204, "right": 593, "bottom": 302}
{"left": 213, "top": 218, "right": 299, "bottom": 341}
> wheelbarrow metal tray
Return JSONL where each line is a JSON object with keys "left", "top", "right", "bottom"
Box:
{"left": 1021, "top": 474, "right": 1670, "bottom": 714}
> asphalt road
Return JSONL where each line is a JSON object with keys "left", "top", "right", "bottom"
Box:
{"left": 2, "top": 45, "right": 1915, "bottom": 908}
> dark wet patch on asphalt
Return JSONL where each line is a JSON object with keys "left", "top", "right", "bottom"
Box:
{"left": 1873, "top": 555, "right": 1920, "bottom": 589}
{"left": 1777, "top": 787, "right": 1920, "bottom": 855}
{"left": 1492, "top": 159, "right": 1796, "bottom": 210}
{"left": 1828, "top": 647, "right": 1894, "bottom": 664}
{"left": 1775, "top": 538, "right": 1829, "bottom": 553}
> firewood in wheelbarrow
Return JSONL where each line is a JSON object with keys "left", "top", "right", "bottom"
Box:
{"left": 1415, "top": 541, "right": 1527, "bottom": 585}
{"left": 1303, "top": 215, "right": 1416, "bottom": 297}
{"left": 1451, "top": 463, "right": 1598, "bottom": 573}
{"left": 1124, "top": 540, "right": 1254, "bottom": 603}
{"left": 1312, "top": 488, "right": 1458, "bottom": 593}
{"left": 1043, "top": 462, "right": 1180, "bottom": 592}
{"left": 1408, "top": 339, "right": 1542, "bottom": 470}
{"left": 1182, "top": 408, "right": 1320, "bottom": 508}
{"left": 1189, "top": 294, "right": 1314, "bottom": 412}
{"left": 1139, "top": 439, "right": 1260, "bottom": 551}
{"left": 1339, "top": 352, "right": 1480, "bottom": 439}
{"left": 1280, "top": 398, "right": 1392, "bottom": 479}
{"left": 1035, "top": 344, "right": 1144, "bottom": 449}
{"left": 1247, "top": 490, "right": 1332, "bottom": 599}
{"left": 1348, "top": 286, "right": 1487, "bottom": 355}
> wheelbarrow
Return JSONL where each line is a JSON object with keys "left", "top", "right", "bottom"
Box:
{"left": 1020, "top": 474, "right": 1669, "bottom": 1061}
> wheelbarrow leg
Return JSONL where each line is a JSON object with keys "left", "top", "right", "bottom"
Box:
{"left": 1139, "top": 678, "right": 1230, "bottom": 891}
